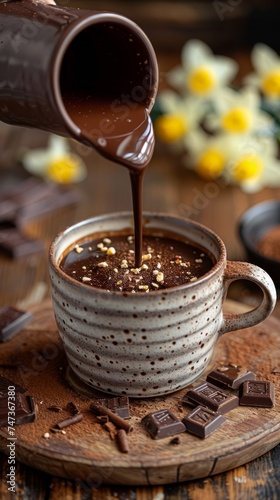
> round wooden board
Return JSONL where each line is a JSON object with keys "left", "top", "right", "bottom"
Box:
{"left": 0, "top": 299, "right": 280, "bottom": 486}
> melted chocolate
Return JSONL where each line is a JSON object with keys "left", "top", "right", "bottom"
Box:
{"left": 60, "top": 234, "right": 214, "bottom": 292}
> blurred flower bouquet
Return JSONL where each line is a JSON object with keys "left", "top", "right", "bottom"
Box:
{"left": 154, "top": 40, "right": 280, "bottom": 192}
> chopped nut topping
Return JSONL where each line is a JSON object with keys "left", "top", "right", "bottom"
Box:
{"left": 103, "top": 238, "right": 111, "bottom": 245}
{"left": 180, "top": 262, "right": 188, "bottom": 268}
{"left": 142, "top": 253, "right": 152, "bottom": 261}
{"left": 101, "top": 246, "right": 108, "bottom": 252}
{"left": 121, "top": 260, "right": 128, "bottom": 269}
{"left": 141, "top": 264, "right": 149, "bottom": 270}
{"left": 139, "top": 285, "right": 149, "bottom": 291}
{"left": 82, "top": 266, "right": 87, "bottom": 270}
{"left": 82, "top": 276, "right": 91, "bottom": 282}
{"left": 156, "top": 272, "right": 164, "bottom": 283}
{"left": 128, "top": 249, "right": 135, "bottom": 254}
{"left": 131, "top": 268, "right": 141, "bottom": 274}
{"left": 107, "top": 247, "right": 116, "bottom": 256}
{"left": 127, "top": 235, "right": 134, "bottom": 243}
{"left": 88, "top": 247, "right": 93, "bottom": 252}
{"left": 117, "top": 280, "right": 123, "bottom": 285}
{"left": 190, "top": 277, "right": 197, "bottom": 281}
{"left": 98, "top": 262, "right": 109, "bottom": 268}
{"left": 74, "top": 245, "right": 84, "bottom": 254}
{"left": 151, "top": 282, "right": 159, "bottom": 289}
{"left": 153, "top": 270, "right": 159, "bottom": 276}
{"left": 114, "top": 268, "right": 118, "bottom": 273}
{"left": 97, "top": 242, "right": 104, "bottom": 249}
{"left": 157, "top": 263, "right": 162, "bottom": 269}
{"left": 195, "top": 259, "right": 202, "bottom": 263}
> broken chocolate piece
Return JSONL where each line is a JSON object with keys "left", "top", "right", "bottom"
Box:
{"left": 206, "top": 364, "right": 256, "bottom": 389}
{"left": 0, "top": 305, "right": 33, "bottom": 342}
{"left": 66, "top": 401, "right": 80, "bottom": 415}
{"left": 97, "top": 396, "right": 130, "bottom": 419}
{"left": 239, "top": 380, "right": 275, "bottom": 408}
{"left": 182, "top": 406, "right": 225, "bottom": 438}
{"left": 0, "top": 394, "right": 36, "bottom": 426}
{"left": 184, "top": 382, "right": 239, "bottom": 414}
{"left": 0, "top": 229, "right": 43, "bottom": 259}
{"left": 141, "top": 409, "right": 186, "bottom": 440}
{"left": 55, "top": 412, "right": 83, "bottom": 429}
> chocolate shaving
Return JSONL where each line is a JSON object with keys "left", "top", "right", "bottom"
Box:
{"left": 90, "top": 402, "right": 133, "bottom": 433}
{"left": 116, "top": 429, "right": 129, "bottom": 453}
{"left": 103, "top": 421, "right": 117, "bottom": 440}
{"left": 55, "top": 412, "right": 83, "bottom": 429}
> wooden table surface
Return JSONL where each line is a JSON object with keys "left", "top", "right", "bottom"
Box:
{"left": 1, "top": 55, "right": 280, "bottom": 498}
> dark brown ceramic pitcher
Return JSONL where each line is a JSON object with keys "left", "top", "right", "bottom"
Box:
{"left": 0, "top": 0, "right": 158, "bottom": 152}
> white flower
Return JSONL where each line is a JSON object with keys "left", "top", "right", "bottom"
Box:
{"left": 227, "top": 135, "right": 280, "bottom": 192}
{"left": 184, "top": 130, "right": 236, "bottom": 179}
{"left": 245, "top": 43, "right": 280, "bottom": 101}
{"left": 184, "top": 130, "right": 280, "bottom": 192}
{"left": 21, "top": 134, "right": 87, "bottom": 184}
{"left": 167, "top": 39, "right": 238, "bottom": 98}
{"left": 154, "top": 90, "right": 205, "bottom": 149}
{"left": 207, "top": 87, "right": 274, "bottom": 135}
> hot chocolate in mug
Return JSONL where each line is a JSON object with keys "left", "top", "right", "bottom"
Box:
{"left": 49, "top": 212, "right": 277, "bottom": 398}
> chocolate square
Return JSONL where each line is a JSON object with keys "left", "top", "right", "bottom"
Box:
{"left": 98, "top": 396, "right": 130, "bottom": 419}
{"left": 0, "top": 305, "right": 33, "bottom": 342}
{"left": 0, "top": 375, "right": 26, "bottom": 397}
{"left": 142, "top": 409, "right": 186, "bottom": 440}
{"left": 182, "top": 406, "right": 225, "bottom": 438}
{"left": 184, "top": 382, "right": 239, "bottom": 414}
{"left": 206, "top": 364, "right": 256, "bottom": 389}
{"left": 239, "top": 380, "right": 275, "bottom": 407}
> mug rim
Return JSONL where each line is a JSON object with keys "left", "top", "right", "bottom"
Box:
{"left": 49, "top": 211, "right": 226, "bottom": 296}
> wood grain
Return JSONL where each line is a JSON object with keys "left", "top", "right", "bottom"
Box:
{"left": 0, "top": 299, "right": 280, "bottom": 487}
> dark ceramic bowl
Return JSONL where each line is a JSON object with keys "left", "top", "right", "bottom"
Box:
{"left": 238, "top": 199, "right": 280, "bottom": 289}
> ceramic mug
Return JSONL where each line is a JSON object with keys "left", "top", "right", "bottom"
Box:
{"left": 49, "top": 212, "right": 277, "bottom": 398}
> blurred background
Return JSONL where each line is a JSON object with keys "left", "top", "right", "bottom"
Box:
{"left": 65, "top": 0, "right": 280, "bottom": 78}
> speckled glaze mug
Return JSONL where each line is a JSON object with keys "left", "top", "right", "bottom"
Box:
{"left": 49, "top": 212, "right": 277, "bottom": 398}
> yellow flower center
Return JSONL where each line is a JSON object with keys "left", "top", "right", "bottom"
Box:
{"left": 196, "top": 149, "right": 225, "bottom": 179}
{"left": 221, "top": 107, "right": 252, "bottom": 133}
{"left": 187, "top": 66, "right": 217, "bottom": 95}
{"left": 46, "top": 154, "right": 83, "bottom": 183}
{"left": 261, "top": 69, "right": 280, "bottom": 98}
{"left": 232, "top": 154, "right": 263, "bottom": 182}
{"left": 154, "top": 114, "right": 187, "bottom": 143}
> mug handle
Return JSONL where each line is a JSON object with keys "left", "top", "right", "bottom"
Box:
{"left": 218, "top": 261, "right": 277, "bottom": 336}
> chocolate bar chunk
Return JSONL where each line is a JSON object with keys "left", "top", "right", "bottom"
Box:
{"left": 0, "top": 394, "right": 36, "bottom": 426}
{"left": 0, "top": 375, "right": 26, "bottom": 396}
{"left": 206, "top": 364, "right": 256, "bottom": 389}
{"left": 98, "top": 396, "right": 130, "bottom": 419}
{"left": 141, "top": 409, "right": 186, "bottom": 440}
{"left": 184, "top": 382, "right": 239, "bottom": 414}
{"left": 0, "top": 229, "right": 43, "bottom": 258}
{"left": 182, "top": 406, "right": 225, "bottom": 438}
{"left": 239, "top": 380, "right": 275, "bottom": 407}
{"left": 0, "top": 305, "right": 33, "bottom": 342}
